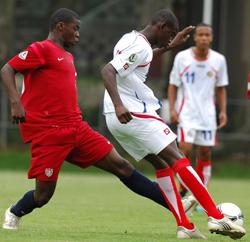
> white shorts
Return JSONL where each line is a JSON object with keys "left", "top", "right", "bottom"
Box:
{"left": 177, "top": 127, "right": 217, "bottom": 146}
{"left": 105, "top": 112, "right": 177, "bottom": 161}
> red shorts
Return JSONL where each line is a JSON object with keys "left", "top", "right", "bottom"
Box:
{"left": 28, "top": 121, "right": 113, "bottom": 181}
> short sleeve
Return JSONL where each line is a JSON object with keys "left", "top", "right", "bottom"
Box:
{"left": 216, "top": 56, "right": 229, "bottom": 87}
{"left": 110, "top": 44, "right": 148, "bottom": 78}
{"left": 8, "top": 42, "right": 46, "bottom": 73}
{"left": 169, "top": 54, "right": 181, "bottom": 87}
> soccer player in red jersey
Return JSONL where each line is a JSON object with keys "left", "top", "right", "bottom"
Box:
{"left": 0, "top": 8, "right": 180, "bottom": 233}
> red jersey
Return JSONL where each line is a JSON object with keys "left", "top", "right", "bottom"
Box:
{"left": 8, "top": 39, "right": 82, "bottom": 142}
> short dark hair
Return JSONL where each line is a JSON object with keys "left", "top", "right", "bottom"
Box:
{"left": 49, "top": 8, "right": 80, "bottom": 30}
{"left": 195, "top": 22, "right": 213, "bottom": 33}
{"left": 151, "top": 9, "right": 179, "bottom": 31}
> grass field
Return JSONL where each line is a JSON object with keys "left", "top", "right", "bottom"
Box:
{"left": 0, "top": 171, "right": 249, "bottom": 242}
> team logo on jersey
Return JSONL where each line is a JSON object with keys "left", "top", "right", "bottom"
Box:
{"left": 123, "top": 63, "right": 129, "bottom": 70}
{"left": 128, "top": 53, "right": 137, "bottom": 63}
{"left": 164, "top": 128, "right": 170, "bottom": 135}
{"left": 18, "top": 51, "right": 28, "bottom": 60}
{"left": 45, "top": 168, "right": 53, "bottom": 177}
{"left": 207, "top": 71, "right": 213, "bottom": 77}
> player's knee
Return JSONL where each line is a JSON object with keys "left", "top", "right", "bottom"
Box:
{"left": 198, "top": 148, "right": 211, "bottom": 160}
{"left": 115, "top": 158, "right": 134, "bottom": 178}
{"left": 35, "top": 194, "right": 52, "bottom": 207}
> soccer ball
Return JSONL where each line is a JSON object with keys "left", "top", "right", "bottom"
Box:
{"left": 217, "top": 202, "right": 244, "bottom": 226}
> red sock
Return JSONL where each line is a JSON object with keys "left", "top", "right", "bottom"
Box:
{"left": 172, "top": 158, "right": 223, "bottom": 219}
{"left": 156, "top": 167, "right": 193, "bottom": 229}
{"left": 196, "top": 160, "right": 212, "bottom": 187}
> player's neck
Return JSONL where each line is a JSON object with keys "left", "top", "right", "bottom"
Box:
{"left": 140, "top": 26, "right": 155, "bottom": 46}
{"left": 47, "top": 33, "right": 64, "bottom": 49}
{"left": 193, "top": 47, "right": 209, "bottom": 60}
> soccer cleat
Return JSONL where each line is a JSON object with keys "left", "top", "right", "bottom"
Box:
{"left": 2, "top": 207, "right": 21, "bottom": 230}
{"left": 177, "top": 226, "right": 206, "bottom": 239}
{"left": 182, "top": 195, "right": 199, "bottom": 217}
{"left": 208, "top": 216, "right": 246, "bottom": 240}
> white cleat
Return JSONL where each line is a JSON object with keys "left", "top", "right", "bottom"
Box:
{"left": 2, "top": 207, "right": 21, "bottom": 230}
{"left": 182, "top": 195, "right": 198, "bottom": 217}
{"left": 177, "top": 226, "right": 206, "bottom": 239}
{"left": 208, "top": 216, "right": 246, "bottom": 240}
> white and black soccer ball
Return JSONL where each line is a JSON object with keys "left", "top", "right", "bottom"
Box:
{"left": 217, "top": 202, "right": 244, "bottom": 226}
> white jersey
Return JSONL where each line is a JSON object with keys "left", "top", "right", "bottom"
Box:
{"left": 103, "top": 30, "right": 162, "bottom": 114}
{"left": 169, "top": 48, "right": 228, "bottom": 130}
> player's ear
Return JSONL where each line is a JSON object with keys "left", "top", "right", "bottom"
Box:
{"left": 56, "top": 22, "right": 65, "bottom": 32}
{"left": 159, "top": 22, "right": 167, "bottom": 32}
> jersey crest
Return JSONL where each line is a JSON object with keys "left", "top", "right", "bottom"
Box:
{"left": 128, "top": 53, "right": 137, "bottom": 63}
{"left": 18, "top": 51, "right": 28, "bottom": 60}
{"left": 45, "top": 168, "right": 53, "bottom": 177}
{"left": 207, "top": 71, "right": 213, "bottom": 77}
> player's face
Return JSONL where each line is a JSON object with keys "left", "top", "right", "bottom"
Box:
{"left": 156, "top": 23, "right": 177, "bottom": 48}
{"left": 194, "top": 26, "right": 213, "bottom": 50}
{"left": 62, "top": 18, "right": 81, "bottom": 48}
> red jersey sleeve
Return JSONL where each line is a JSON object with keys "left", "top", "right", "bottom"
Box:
{"left": 8, "top": 42, "right": 46, "bottom": 73}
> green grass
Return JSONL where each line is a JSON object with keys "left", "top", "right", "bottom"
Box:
{"left": 1, "top": 150, "right": 250, "bottom": 179}
{"left": 0, "top": 171, "right": 249, "bottom": 242}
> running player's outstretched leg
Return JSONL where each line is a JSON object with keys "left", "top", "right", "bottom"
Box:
{"left": 95, "top": 148, "right": 205, "bottom": 239}
{"left": 144, "top": 154, "right": 205, "bottom": 238}
{"left": 95, "top": 148, "right": 170, "bottom": 209}
{"left": 159, "top": 141, "right": 246, "bottom": 240}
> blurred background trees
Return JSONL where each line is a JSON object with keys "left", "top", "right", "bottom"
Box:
{"left": 0, "top": 0, "right": 249, "bottom": 162}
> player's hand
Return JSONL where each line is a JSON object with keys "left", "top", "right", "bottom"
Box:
{"left": 168, "top": 26, "right": 195, "bottom": 49}
{"left": 115, "top": 105, "right": 132, "bottom": 124}
{"left": 11, "top": 101, "right": 26, "bottom": 124}
{"left": 170, "top": 109, "right": 179, "bottom": 125}
{"left": 217, "top": 111, "right": 227, "bottom": 129}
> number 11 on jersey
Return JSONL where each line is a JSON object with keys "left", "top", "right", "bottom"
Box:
{"left": 185, "top": 72, "right": 195, "bottom": 84}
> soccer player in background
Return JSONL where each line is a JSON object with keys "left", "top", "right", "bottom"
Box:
{"left": 101, "top": 9, "right": 245, "bottom": 240}
{"left": 168, "top": 23, "right": 228, "bottom": 207}
{"left": 1, "top": 8, "right": 198, "bottom": 238}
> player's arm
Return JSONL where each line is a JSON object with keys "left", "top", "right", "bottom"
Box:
{"left": 101, "top": 63, "right": 132, "bottom": 124}
{"left": 168, "top": 84, "right": 179, "bottom": 125}
{"left": 0, "top": 64, "right": 26, "bottom": 124}
{"left": 153, "top": 26, "right": 194, "bottom": 59}
{"left": 216, "top": 86, "right": 227, "bottom": 129}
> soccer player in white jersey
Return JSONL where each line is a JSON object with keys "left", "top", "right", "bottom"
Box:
{"left": 168, "top": 23, "right": 228, "bottom": 200}
{"left": 101, "top": 9, "right": 245, "bottom": 240}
